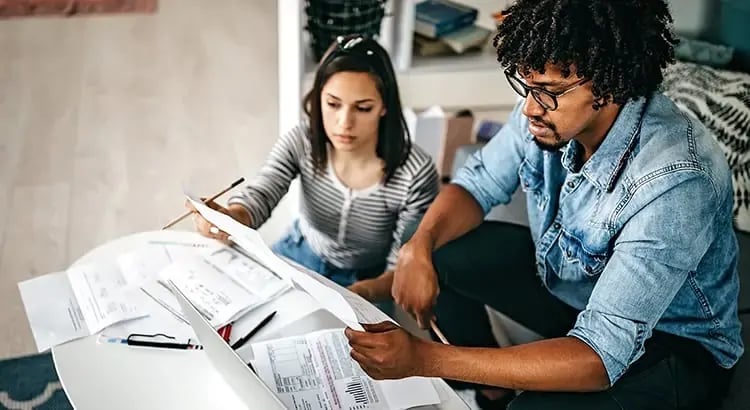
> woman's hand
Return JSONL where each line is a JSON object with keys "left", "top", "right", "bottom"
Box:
{"left": 348, "top": 271, "right": 395, "bottom": 302}
{"left": 185, "top": 200, "right": 251, "bottom": 244}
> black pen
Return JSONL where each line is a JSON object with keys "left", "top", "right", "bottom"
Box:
{"left": 231, "top": 311, "right": 277, "bottom": 350}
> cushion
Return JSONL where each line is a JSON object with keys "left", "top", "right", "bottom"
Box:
{"left": 662, "top": 61, "right": 750, "bottom": 233}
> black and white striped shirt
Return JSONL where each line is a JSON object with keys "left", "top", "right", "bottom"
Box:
{"left": 228, "top": 123, "right": 439, "bottom": 270}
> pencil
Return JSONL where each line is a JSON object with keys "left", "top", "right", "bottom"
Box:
{"left": 430, "top": 320, "right": 449, "bottom": 345}
{"left": 162, "top": 177, "right": 245, "bottom": 230}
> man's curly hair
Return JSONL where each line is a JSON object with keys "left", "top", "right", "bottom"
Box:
{"left": 494, "top": 0, "right": 678, "bottom": 109}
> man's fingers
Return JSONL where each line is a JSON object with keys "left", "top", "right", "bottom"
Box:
{"left": 345, "top": 327, "right": 382, "bottom": 349}
{"left": 360, "top": 321, "right": 399, "bottom": 333}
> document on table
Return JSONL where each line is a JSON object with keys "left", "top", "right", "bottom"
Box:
{"left": 159, "top": 255, "right": 262, "bottom": 328}
{"left": 186, "top": 194, "right": 362, "bottom": 330}
{"left": 117, "top": 239, "right": 292, "bottom": 330}
{"left": 18, "top": 261, "right": 149, "bottom": 352}
{"left": 251, "top": 329, "right": 440, "bottom": 410}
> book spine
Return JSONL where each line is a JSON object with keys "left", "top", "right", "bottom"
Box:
{"left": 415, "top": 8, "right": 478, "bottom": 39}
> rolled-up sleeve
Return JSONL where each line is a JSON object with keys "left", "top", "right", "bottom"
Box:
{"left": 452, "top": 102, "right": 528, "bottom": 215}
{"left": 567, "top": 173, "right": 720, "bottom": 384}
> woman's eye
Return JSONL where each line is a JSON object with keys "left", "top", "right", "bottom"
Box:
{"left": 326, "top": 102, "right": 340, "bottom": 109}
{"left": 357, "top": 106, "right": 373, "bottom": 112}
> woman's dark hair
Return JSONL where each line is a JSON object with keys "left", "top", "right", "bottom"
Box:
{"left": 494, "top": 0, "right": 678, "bottom": 109}
{"left": 303, "top": 34, "right": 411, "bottom": 182}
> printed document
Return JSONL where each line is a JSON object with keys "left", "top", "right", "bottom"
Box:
{"left": 18, "top": 261, "right": 149, "bottom": 352}
{"left": 251, "top": 329, "right": 440, "bottom": 410}
{"left": 118, "top": 238, "right": 292, "bottom": 328}
{"left": 186, "top": 194, "right": 362, "bottom": 329}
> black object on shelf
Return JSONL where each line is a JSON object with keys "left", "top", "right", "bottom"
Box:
{"left": 305, "top": 0, "right": 387, "bottom": 61}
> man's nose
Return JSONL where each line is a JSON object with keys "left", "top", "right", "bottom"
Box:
{"left": 522, "top": 94, "right": 546, "bottom": 118}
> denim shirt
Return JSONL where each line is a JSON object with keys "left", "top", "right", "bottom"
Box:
{"left": 453, "top": 93, "right": 743, "bottom": 384}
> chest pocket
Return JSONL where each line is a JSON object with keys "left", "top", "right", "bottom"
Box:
{"left": 518, "top": 160, "right": 548, "bottom": 210}
{"left": 557, "top": 231, "right": 607, "bottom": 280}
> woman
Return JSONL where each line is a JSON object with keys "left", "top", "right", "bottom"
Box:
{"left": 192, "top": 34, "right": 439, "bottom": 292}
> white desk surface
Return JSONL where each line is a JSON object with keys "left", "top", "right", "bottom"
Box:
{"left": 52, "top": 230, "right": 469, "bottom": 410}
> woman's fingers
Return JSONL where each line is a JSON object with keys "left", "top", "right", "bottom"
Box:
{"left": 192, "top": 213, "right": 231, "bottom": 243}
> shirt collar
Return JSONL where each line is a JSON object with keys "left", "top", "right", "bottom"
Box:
{"left": 563, "top": 96, "right": 649, "bottom": 192}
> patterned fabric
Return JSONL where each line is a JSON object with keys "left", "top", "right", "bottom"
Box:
{"left": 662, "top": 61, "right": 750, "bottom": 232}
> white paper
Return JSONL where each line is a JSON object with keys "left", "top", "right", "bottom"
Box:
{"left": 18, "top": 272, "right": 89, "bottom": 352}
{"left": 204, "top": 246, "right": 290, "bottom": 301}
{"left": 101, "top": 291, "right": 196, "bottom": 344}
{"left": 65, "top": 262, "right": 148, "bottom": 334}
{"left": 302, "top": 266, "right": 393, "bottom": 325}
{"left": 186, "top": 195, "right": 361, "bottom": 330}
{"left": 18, "top": 262, "right": 149, "bottom": 352}
{"left": 159, "top": 255, "right": 261, "bottom": 328}
{"left": 251, "top": 329, "right": 439, "bottom": 410}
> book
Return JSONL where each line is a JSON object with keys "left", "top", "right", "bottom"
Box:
{"left": 414, "top": 24, "right": 492, "bottom": 56}
{"left": 414, "top": 0, "right": 478, "bottom": 39}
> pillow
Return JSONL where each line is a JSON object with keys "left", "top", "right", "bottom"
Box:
{"left": 662, "top": 61, "right": 750, "bottom": 232}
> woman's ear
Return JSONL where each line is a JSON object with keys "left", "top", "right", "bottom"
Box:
{"left": 380, "top": 108, "right": 387, "bottom": 117}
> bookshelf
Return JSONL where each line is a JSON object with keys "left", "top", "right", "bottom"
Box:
{"left": 278, "top": 0, "right": 517, "bottom": 134}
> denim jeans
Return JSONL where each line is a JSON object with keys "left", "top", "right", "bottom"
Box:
{"left": 421, "top": 221, "right": 734, "bottom": 410}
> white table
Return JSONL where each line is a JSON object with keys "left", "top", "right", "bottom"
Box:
{"left": 52, "top": 230, "right": 469, "bottom": 409}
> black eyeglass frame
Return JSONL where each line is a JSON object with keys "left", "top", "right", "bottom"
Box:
{"left": 504, "top": 67, "right": 589, "bottom": 111}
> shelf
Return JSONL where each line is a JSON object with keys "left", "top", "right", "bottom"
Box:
{"left": 407, "top": 45, "right": 499, "bottom": 74}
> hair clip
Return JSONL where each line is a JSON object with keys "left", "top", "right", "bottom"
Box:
{"left": 339, "top": 36, "right": 364, "bottom": 50}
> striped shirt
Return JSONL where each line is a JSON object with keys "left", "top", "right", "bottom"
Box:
{"left": 228, "top": 123, "right": 440, "bottom": 270}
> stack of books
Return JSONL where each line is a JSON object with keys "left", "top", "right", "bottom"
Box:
{"left": 413, "top": 0, "right": 492, "bottom": 57}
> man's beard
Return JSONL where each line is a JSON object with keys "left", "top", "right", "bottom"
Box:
{"left": 531, "top": 117, "right": 568, "bottom": 152}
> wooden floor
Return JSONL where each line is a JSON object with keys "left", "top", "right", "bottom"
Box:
{"left": 0, "top": 0, "right": 302, "bottom": 359}
{"left": 0, "top": 0, "right": 510, "bottom": 359}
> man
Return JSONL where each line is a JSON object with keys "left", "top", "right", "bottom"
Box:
{"left": 344, "top": 1, "right": 743, "bottom": 409}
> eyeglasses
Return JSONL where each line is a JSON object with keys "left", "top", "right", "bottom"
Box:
{"left": 504, "top": 68, "right": 589, "bottom": 111}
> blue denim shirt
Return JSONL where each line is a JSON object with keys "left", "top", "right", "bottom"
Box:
{"left": 453, "top": 93, "right": 743, "bottom": 384}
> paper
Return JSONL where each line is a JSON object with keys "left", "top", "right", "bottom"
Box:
{"left": 291, "top": 259, "right": 393, "bottom": 325}
{"left": 186, "top": 195, "right": 361, "bottom": 330}
{"left": 251, "top": 329, "right": 440, "bottom": 410}
{"left": 18, "top": 262, "right": 149, "bottom": 352}
{"left": 160, "top": 255, "right": 262, "bottom": 328}
{"left": 204, "top": 246, "right": 290, "bottom": 301}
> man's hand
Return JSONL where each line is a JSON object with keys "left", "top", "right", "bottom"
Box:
{"left": 391, "top": 240, "right": 439, "bottom": 329}
{"left": 345, "top": 322, "right": 431, "bottom": 380}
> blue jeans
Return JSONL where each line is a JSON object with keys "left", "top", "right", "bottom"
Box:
{"left": 271, "top": 221, "right": 393, "bottom": 317}
{"left": 271, "top": 221, "right": 384, "bottom": 288}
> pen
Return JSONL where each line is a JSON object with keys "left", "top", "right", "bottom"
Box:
{"left": 430, "top": 320, "right": 450, "bottom": 345}
{"left": 162, "top": 177, "right": 245, "bottom": 230}
{"left": 218, "top": 322, "right": 233, "bottom": 343}
{"left": 103, "top": 336, "right": 204, "bottom": 350}
{"left": 231, "top": 311, "right": 277, "bottom": 350}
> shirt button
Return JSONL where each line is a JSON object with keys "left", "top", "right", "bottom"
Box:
{"left": 567, "top": 181, "right": 575, "bottom": 189}
{"left": 553, "top": 222, "right": 561, "bottom": 230}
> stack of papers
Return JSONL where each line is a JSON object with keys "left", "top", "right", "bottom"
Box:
{"left": 19, "top": 234, "right": 293, "bottom": 351}
{"left": 251, "top": 328, "right": 440, "bottom": 410}
{"left": 18, "top": 261, "right": 150, "bottom": 352}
